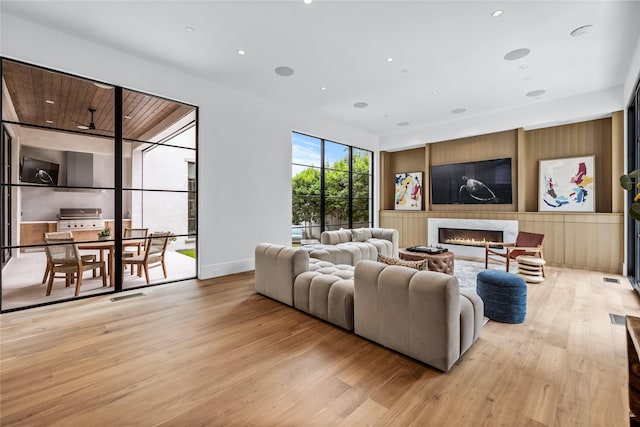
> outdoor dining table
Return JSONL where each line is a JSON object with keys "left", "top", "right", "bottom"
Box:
{"left": 77, "top": 239, "right": 145, "bottom": 286}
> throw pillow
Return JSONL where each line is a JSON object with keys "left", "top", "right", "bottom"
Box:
{"left": 377, "top": 254, "right": 427, "bottom": 270}
{"left": 352, "top": 228, "right": 369, "bottom": 242}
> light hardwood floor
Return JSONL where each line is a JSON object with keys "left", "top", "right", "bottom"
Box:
{"left": 1, "top": 265, "right": 638, "bottom": 426}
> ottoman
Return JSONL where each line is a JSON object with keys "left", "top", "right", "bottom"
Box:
{"left": 476, "top": 270, "right": 527, "bottom": 323}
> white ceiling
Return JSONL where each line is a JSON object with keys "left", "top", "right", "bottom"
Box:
{"left": 2, "top": 1, "right": 640, "bottom": 139}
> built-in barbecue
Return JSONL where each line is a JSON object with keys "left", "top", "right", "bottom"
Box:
{"left": 57, "top": 208, "right": 104, "bottom": 231}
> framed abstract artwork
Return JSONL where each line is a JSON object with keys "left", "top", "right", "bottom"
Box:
{"left": 395, "top": 172, "right": 423, "bottom": 210}
{"left": 539, "top": 155, "right": 595, "bottom": 212}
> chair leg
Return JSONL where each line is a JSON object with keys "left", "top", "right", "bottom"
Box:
{"left": 161, "top": 259, "right": 167, "bottom": 279}
{"left": 46, "top": 273, "right": 55, "bottom": 296}
{"left": 143, "top": 265, "right": 150, "bottom": 285}
{"left": 42, "top": 262, "right": 50, "bottom": 284}
{"left": 101, "top": 265, "right": 107, "bottom": 287}
{"left": 74, "top": 271, "right": 83, "bottom": 296}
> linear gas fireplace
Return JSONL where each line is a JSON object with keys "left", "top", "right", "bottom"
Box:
{"left": 428, "top": 218, "right": 518, "bottom": 258}
{"left": 438, "top": 228, "right": 503, "bottom": 247}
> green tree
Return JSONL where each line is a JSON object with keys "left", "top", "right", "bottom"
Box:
{"left": 292, "top": 167, "right": 320, "bottom": 225}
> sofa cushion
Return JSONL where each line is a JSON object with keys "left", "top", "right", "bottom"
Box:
{"left": 352, "top": 228, "right": 372, "bottom": 242}
{"left": 377, "top": 254, "right": 427, "bottom": 270}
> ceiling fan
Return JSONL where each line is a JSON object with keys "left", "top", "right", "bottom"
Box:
{"left": 74, "top": 108, "right": 112, "bottom": 132}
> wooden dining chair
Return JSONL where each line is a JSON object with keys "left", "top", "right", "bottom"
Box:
{"left": 121, "top": 232, "right": 170, "bottom": 285}
{"left": 42, "top": 231, "right": 97, "bottom": 284}
{"left": 484, "top": 231, "right": 545, "bottom": 276}
{"left": 122, "top": 227, "right": 149, "bottom": 274}
{"left": 44, "top": 238, "right": 106, "bottom": 296}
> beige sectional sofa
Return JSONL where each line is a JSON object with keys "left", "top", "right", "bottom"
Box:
{"left": 254, "top": 243, "right": 483, "bottom": 372}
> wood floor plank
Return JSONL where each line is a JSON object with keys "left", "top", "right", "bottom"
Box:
{"left": 1, "top": 267, "right": 638, "bottom": 426}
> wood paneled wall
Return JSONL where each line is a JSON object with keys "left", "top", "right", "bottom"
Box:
{"left": 380, "top": 210, "right": 624, "bottom": 274}
{"left": 379, "top": 113, "right": 625, "bottom": 274}
{"left": 523, "top": 118, "right": 612, "bottom": 212}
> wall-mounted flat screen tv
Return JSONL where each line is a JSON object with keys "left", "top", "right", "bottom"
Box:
{"left": 20, "top": 157, "right": 60, "bottom": 186}
{"left": 431, "top": 158, "right": 512, "bottom": 204}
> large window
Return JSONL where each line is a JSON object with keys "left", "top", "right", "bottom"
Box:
{"left": 292, "top": 132, "right": 372, "bottom": 243}
{"left": 0, "top": 58, "right": 198, "bottom": 311}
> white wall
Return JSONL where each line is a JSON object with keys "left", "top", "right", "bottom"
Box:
{"left": 0, "top": 14, "right": 379, "bottom": 278}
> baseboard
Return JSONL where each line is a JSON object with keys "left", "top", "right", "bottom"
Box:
{"left": 199, "top": 258, "right": 254, "bottom": 279}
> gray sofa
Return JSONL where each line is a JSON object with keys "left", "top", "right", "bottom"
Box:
{"left": 254, "top": 243, "right": 483, "bottom": 372}
{"left": 298, "top": 227, "right": 399, "bottom": 265}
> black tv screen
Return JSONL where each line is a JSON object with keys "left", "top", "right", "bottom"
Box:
{"left": 20, "top": 157, "right": 59, "bottom": 186}
{"left": 431, "top": 158, "right": 512, "bottom": 204}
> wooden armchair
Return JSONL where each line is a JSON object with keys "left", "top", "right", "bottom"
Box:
{"left": 42, "top": 231, "right": 97, "bottom": 284}
{"left": 122, "top": 232, "right": 170, "bottom": 285}
{"left": 485, "top": 231, "right": 545, "bottom": 276}
{"left": 123, "top": 227, "right": 149, "bottom": 274}
{"left": 44, "top": 238, "right": 106, "bottom": 296}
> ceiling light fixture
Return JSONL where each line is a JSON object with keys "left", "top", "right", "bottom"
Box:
{"left": 94, "top": 82, "right": 112, "bottom": 90}
{"left": 304, "top": 0, "right": 312, "bottom": 4}
{"left": 45, "top": 100, "right": 55, "bottom": 104}
{"left": 45, "top": 120, "right": 53, "bottom": 124}
{"left": 504, "top": 48, "right": 530, "bottom": 61}
{"left": 353, "top": 102, "right": 368, "bottom": 109}
{"left": 237, "top": 50, "right": 246, "bottom": 56}
{"left": 526, "top": 90, "right": 546, "bottom": 97}
{"left": 320, "top": 86, "right": 327, "bottom": 91}
{"left": 491, "top": 9, "right": 504, "bottom": 17}
{"left": 430, "top": 91, "right": 438, "bottom": 95}
{"left": 452, "top": 108, "right": 467, "bottom": 114}
{"left": 275, "top": 66, "right": 295, "bottom": 77}
{"left": 185, "top": 26, "right": 194, "bottom": 32}
{"left": 397, "top": 122, "right": 410, "bottom": 127}
{"left": 571, "top": 25, "right": 594, "bottom": 37}
{"left": 124, "top": 115, "right": 132, "bottom": 119}
{"left": 386, "top": 57, "right": 393, "bottom": 63}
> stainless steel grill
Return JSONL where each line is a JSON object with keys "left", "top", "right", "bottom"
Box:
{"left": 57, "top": 208, "right": 104, "bottom": 231}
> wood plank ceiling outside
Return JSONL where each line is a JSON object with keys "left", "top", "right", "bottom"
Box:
{"left": 2, "top": 60, "right": 193, "bottom": 141}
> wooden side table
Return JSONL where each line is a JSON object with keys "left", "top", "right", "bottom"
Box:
{"left": 398, "top": 248, "right": 455, "bottom": 275}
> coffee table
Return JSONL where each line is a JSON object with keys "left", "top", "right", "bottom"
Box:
{"left": 398, "top": 248, "right": 455, "bottom": 275}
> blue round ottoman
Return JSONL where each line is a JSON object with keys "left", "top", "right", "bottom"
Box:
{"left": 476, "top": 270, "right": 527, "bottom": 323}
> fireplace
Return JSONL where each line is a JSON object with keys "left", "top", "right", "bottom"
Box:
{"left": 428, "top": 218, "right": 518, "bottom": 258}
{"left": 438, "top": 228, "right": 503, "bottom": 247}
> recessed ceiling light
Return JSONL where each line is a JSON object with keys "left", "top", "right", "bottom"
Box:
{"left": 77, "top": 125, "right": 89, "bottom": 130}
{"left": 94, "top": 82, "right": 112, "bottom": 89}
{"left": 526, "top": 90, "right": 546, "bottom": 97}
{"left": 491, "top": 9, "right": 504, "bottom": 17}
{"left": 571, "top": 25, "right": 594, "bottom": 37}
{"left": 45, "top": 100, "right": 55, "bottom": 104}
{"left": 430, "top": 91, "right": 439, "bottom": 95}
{"left": 275, "top": 66, "right": 295, "bottom": 77}
{"left": 45, "top": 120, "right": 53, "bottom": 124}
{"left": 397, "top": 122, "right": 410, "bottom": 127}
{"left": 304, "top": 0, "right": 312, "bottom": 4}
{"left": 185, "top": 26, "right": 194, "bottom": 32}
{"left": 320, "top": 86, "right": 327, "bottom": 91}
{"left": 124, "top": 115, "right": 132, "bottom": 119}
{"left": 353, "top": 102, "right": 368, "bottom": 109}
{"left": 452, "top": 108, "right": 467, "bottom": 114}
{"left": 237, "top": 50, "right": 246, "bottom": 56}
{"left": 386, "top": 57, "right": 393, "bottom": 63}
{"left": 504, "top": 48, "right": 530, "bottom": 61}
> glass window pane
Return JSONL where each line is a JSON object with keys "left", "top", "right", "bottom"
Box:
{"left": 325, "top": 141, "right": 349, "bottom": 171}
{"left": 292, "top": 195, "right": 321, "bottom": 225}
{"left": 324, "top": 196, "right": 350, "bottom": 229}
{"left": 122, "top": 90, "right": 196, "bottom": 146}
{"left": 124, "top": 143, "right": 195, "bottom": 191}
{"left": 2, "top": 241, "right": 114, "bottom": 311}
{"left": 352, "top": 173, "right": 371, "bottom": 199}
{"left": 353, "top": 148, "right": 372, "bottom": 175}
{"left": 292, "top": 166, "right": 320, "bottom": 196}
{"left": 292, "top": 133, "right": 321, "bottom": 168}
{"left": 123, "top": 190, "right": 191, "bottom": 237}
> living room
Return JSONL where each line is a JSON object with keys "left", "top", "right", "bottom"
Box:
{"left": 2, "top": 1, "right": 640, "bottom": 425}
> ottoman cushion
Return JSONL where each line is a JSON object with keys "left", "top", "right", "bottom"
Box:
{"left": 476, "top": 270, "right": 527, "bottom": 324}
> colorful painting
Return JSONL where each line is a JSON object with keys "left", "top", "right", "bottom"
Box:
{"left": 539, "top": 156, "right": 595, "bottom": 212}
{"left": 395, "top": 172, "right": 423, "bottom": 210}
